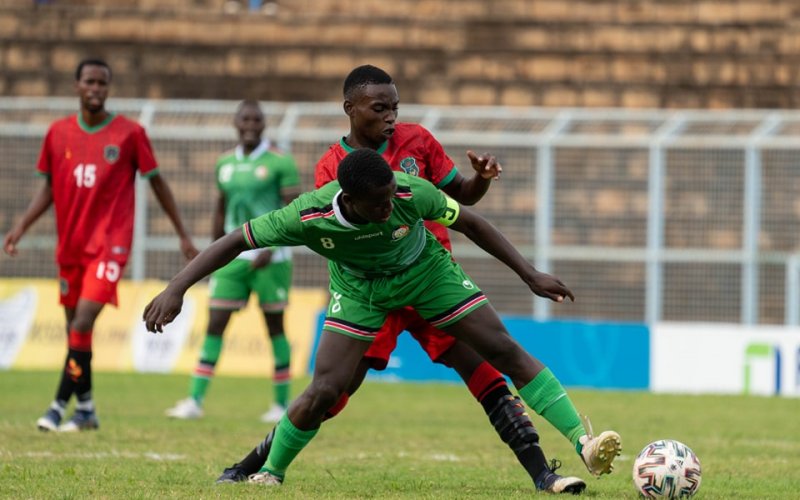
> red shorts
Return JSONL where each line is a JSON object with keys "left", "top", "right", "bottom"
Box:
{"left": 363, "top": 307, "right": 457, "bottom": 370}
{"left": 58, "top": 257, "right": 126, "bottom": 308}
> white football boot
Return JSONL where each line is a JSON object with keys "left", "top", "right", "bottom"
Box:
{"left": 579, "top": 415, "right": 621, "bottom": 476}
{"left": 165, "top": 398, "right": 204, "bottom": 419}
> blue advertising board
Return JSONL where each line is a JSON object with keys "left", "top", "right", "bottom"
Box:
{"left": 309, "top": 313, "right": 649, "bottom": 390}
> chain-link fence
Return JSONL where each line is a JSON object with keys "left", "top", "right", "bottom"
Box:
{"left": 2, "top": 98, "right": 799, "bottom": 325}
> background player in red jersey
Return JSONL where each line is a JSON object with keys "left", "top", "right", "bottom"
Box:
{"left": 3, "top": 58, "right": 198, "bottom": 432}
{"left": 217, "top": 65, "right": 593, "bottom": 493}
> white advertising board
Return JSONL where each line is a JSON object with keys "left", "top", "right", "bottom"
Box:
{"left": 651, "top": 323, "right": 800, "bottom": 397}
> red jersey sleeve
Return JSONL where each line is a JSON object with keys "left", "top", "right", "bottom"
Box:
{"left": 314, "top": 147, "right": 341, "bottom": 189}
{"left": 133, "top": 125, "right": 158, "bottom": 176}
{"left": 419, "top": 126, "right": 456, "bottom": 188}
{"left": 36, "top": 126, "right": 55, "bottom": 176}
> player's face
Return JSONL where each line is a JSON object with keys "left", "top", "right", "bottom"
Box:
{"left": 75, "top": 65, "right": 110, "bottom": 114}
{"left": 234, "top": 106, "right": 265, "bottom": 149}
{"left": 345, "top": 83, "right": 399, "bottom": 148}
{"left": 345, "top": 177, "right": 397, "bottom": 224}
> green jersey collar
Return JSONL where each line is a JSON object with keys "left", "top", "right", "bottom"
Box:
{"left": 235, "top": 139, "right": 270, "bottom": 161}
{"left": 339, "top": 136, "right": 388, "bottom": 155}
{"left": 77, "top": 112, "right": 115, "bottom": 133}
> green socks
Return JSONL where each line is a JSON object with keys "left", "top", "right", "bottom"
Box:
{"left": 271, "top": 333, "right": 291, "bottom": 407}
{"left": 518, "top": 368, "right": 586, "bottom": 453}
{"left": 189, "top": 334, "right": 223, "bottom": 403}
{"left": 262, "top": 413, "right": 319, "bottom": 478}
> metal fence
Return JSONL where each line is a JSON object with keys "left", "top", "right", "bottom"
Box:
{"left": 2, "top": 97, "right": 799, "bottom": 325}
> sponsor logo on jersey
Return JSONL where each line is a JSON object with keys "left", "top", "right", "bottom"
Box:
{"left": 111, "top": 246, "right": 128, "bottom": 255}
{"left": 391, "top": 225, "right": 410, "bottom": 241}
{"left": 355, "top": 232, "right": 382, "bottom": 241}
{"left": 399, "top": 157, "right": 419, "bottom": 176}
{"left": 104, "top": 145, "right": 120, "bottom": 164}
{"left": 462, "top": 279, "right": 474, "bottom": 289}
{"left": 255, "top": 165, "right": 268, "bottom": 179}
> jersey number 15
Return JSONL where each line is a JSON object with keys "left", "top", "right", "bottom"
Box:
{"left": 73, "top": 163, "right": 97, "bottom": 188}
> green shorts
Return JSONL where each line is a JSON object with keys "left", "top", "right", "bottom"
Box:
{"left": 209, "top": 257, "right": 292, "bottom": 312}
{"left": 322, "top": 238, "right": 488, "bottom": 342}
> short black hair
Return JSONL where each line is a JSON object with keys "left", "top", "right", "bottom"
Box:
{"left": 338, "top": 148, "right": 394, "bottom": 198}
{"left": 343, "top": 65, "right": 393, "bottom": 100}
{"left": 75, "top": 58, "right": 112, "bottom": 81}
{"left": 235, "top": 99, "right": 264, "bottom": 117}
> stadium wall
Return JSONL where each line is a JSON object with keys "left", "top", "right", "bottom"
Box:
{"left": 2, "top": 0, "right": 800, "bottom": 107}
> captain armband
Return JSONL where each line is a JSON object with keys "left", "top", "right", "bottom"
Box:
{"left": 433, "top": 195, "right": 460, "bottom": 227}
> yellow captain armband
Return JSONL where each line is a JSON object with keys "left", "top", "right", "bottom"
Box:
{"left": 433, "top": 195, "right": 460, "bottom": 227}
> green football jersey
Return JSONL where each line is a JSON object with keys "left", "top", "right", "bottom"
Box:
{"left": 242, "top": 172, "right": 458, "bottom": 278}
{"left": 215, "top": 141, "right": 300, "bottom": 233}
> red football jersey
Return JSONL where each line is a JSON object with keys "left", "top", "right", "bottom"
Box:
{"left": 36, "top": 114, "right": 158, "bottom": 266}
{"left": 315, "top": 123, "right": 457, "bottom": 250}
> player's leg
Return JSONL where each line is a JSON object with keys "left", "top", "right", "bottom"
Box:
{"left": 239, "top": 281, "right": 383, "bottom": 485}
{"left": 249, "top": 328, "right": 372, "bottom": 484}
{"left": 413, "top": 252, "right": 619, "bottom": 477}
{"left": 442, "top": 304, "right": 620, "bottom": 477}
{"left": 256, "top": 261, "right": 292, "bottom": 423}
{"left": 167, "top": 261, "right": 245, "bottom": 419}
{"left": 435, "top": 339, "right": 585, "bottom": 493}
{"left": 57, "top": 297, "right": 105, "bottom": 432}
{"left": 218, "top": 355, "right": 363, "bottom": 483}
{"left": 39, "top": 262, "right": 111, "bottom": 432}
{"left": 218, "top": 308, "right": 377, "bottom": 483}
{"left": 36, "top": 302, "right": 77, "bottom": 431}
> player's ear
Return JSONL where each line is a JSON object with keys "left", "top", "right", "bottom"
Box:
{"left": 343, "top": 100, "right": 354, "bottom": 118}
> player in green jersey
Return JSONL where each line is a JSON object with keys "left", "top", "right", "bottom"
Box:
{"left": 144, "top": 148, "right": 622, "bottom": 491}
{"left": 165, "top": 100, "right": 301, "bottom": 422}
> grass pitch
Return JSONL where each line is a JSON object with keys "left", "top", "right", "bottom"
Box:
{"left": 1, "top": 370, "right": 798, "bottom": 499}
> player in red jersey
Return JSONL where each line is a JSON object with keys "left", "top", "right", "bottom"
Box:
{"left": 3, "top": 58, "right": 199, "bottom": 432}
{"left": 218, "top": 66, "right": 600, "bottom": 494}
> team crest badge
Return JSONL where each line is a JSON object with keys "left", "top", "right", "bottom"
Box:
{"left": 391, "top": 225, "right": 410, "bottom": 241}
{"left": 59, "top": 278, "right": 69, "bottom": 296}
{"left": 255, "top": 165, "right": 268, "bottom": 179}
{"left": 104, "top": 145, "right": 120, "bottom": 164}
{"left": 399, "top": 157, "right": 419, "bottom": 176}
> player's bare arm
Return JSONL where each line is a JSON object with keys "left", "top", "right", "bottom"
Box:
{"left": 448, "top": 205, "right": 574, "bottom": 303}
{"left": 143, "top": 230, "right": 250, "bottom": 333}
{"left": 148, "top": 173, "right": 200, "bottom": 260}
{"left": 3, "top": 179, "right": 53, "bottom": 257}
{"left": 441, "top": 151, "right": 502, "bottom": 206}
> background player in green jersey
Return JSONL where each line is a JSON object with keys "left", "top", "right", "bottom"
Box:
{"left": 144, "top": 148, "right": 621, "bottom": 492}
{"left": 165, "top": 100, "right": 301, "bottom": 422}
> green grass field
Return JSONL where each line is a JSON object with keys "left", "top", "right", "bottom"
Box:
{"left": 1, "top": 370, "right": 798, "bottom": 499}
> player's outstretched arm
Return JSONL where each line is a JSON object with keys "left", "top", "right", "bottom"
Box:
{"left": 449, "top": 206, "right": 574, "bottom": 303}
{"left": 148, "top": 174, "right": 199, "bottom": 260}
{"left": 143, "top": 230, "right": 249, "bottom": 332}
{"left": 441, "top": 151, "right": 502, "bottom": 206}
{"left": 3, "top": 179, "right": 53, "bottom": 257}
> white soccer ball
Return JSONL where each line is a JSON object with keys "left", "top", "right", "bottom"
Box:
{"left": 632, "top": 439, "right": 702, "bottom": 498}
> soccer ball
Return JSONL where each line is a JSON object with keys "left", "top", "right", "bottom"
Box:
{"left": 632, "top": 439, "right": 702, "bottom": 498}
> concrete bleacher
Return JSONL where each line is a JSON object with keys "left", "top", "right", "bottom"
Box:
{"left": 1, "top": 0, "right": 799, "bottom": 107}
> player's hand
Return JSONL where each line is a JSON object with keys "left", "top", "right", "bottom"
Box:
{"left": 467, "top": 150, "right": 502, "bottom": 180}
{"left": 526, "top": 271, "right": 575, "bottom": 303}
{"left": 2, "top": 228, "right": 23, "bottom": 257}
{"left": 143, "top": 288, "right": 184, "bottom": 333}
{"left": 251, "top": 249, "right": 273, "bottom": 270}
{"left": 180, "top": 236, "right": 200, "bottom": 261}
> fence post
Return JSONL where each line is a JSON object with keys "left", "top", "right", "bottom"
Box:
{"left": 132, "top": 101, "right": 157, "bottom": 282}
{"left": 646, "top": 114, "right": 685, "bottom": 324}
{"left": 534, "top": 111, "right": 570, "bottom": 320}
